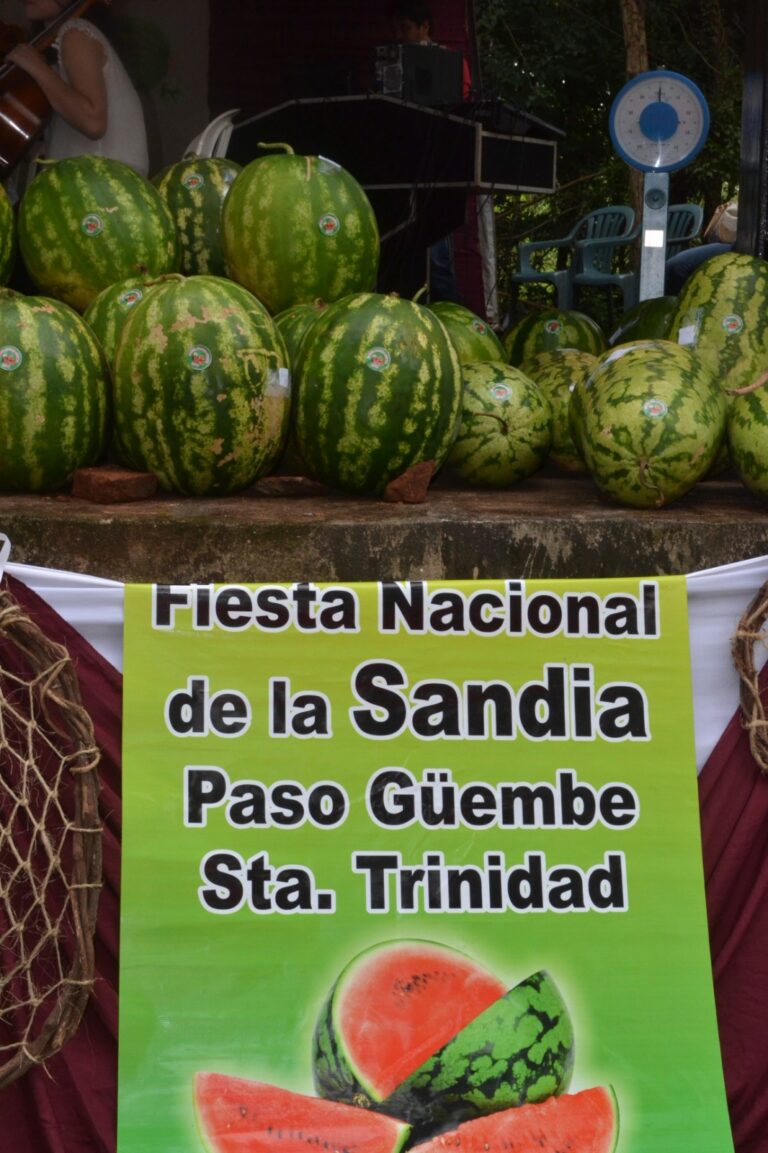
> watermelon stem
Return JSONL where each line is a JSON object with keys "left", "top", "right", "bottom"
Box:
{"left": 727, "top": 370, "right": 768, "bottom": 396}
{"left": 257, "top": 142, "right": 295, "bottom": 155}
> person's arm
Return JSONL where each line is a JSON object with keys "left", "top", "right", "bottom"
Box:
{"left": 6, "top": 26, "right": 107, "bottom": 140}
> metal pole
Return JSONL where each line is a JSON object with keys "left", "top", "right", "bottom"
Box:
{"left": 738, "top": 0, "right": 768, "bottom": 257}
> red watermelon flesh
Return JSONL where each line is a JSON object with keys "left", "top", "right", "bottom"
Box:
{"left": 314, "top": 940, "right": 508, "bottom": 1100}
{"left": 195, "top": 1073, "right": 412, "bottom": 1153}
{"left": 409, "top": 1086, "right": 618, "bottom": 1153}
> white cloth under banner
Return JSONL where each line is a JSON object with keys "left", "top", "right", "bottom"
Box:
{"left": 5, "top": 555, "right": 768, "bottom": 775}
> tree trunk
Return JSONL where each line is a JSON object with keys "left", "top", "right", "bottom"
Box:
{"left": 620, "top": 0, "right": 649, "bottom": 218}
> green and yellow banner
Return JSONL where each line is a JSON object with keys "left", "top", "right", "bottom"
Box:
{"left": 118, "top": 576, "right": 733, "bottom": 1153}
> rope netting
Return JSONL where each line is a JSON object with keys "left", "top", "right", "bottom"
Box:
{"left": 733, "top": 577, "right": 768, "bottom": 773}
{"left": 0, "top": 585, "right": 102, "bottom": 1089}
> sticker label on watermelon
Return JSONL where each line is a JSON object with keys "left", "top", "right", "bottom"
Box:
{"left": 319, "top": 213, "right": 341, "bottom": 236}
{"left": 365, "top": 347, "right": 391, "bottom": 372}
{"left": 721, "top": 314, "right": 744, "bottom": 335}
{"left": 119, "top": 289, "right": 143, "bottom": 308}
{"left": 266, "top": 368, "right": 292, "bottom": 394}
{"left": 676, "top": 307, "right": 703, "bottom": 347}
{"left": 642, "top": 398, "right": 668, "bottom": 418}
{"left": 182, "top": 172, "right": 205, "bottom": 190}
{"left": 544, "top": 319, "right": 563, "bottom": 334}
{"left": 471, "top": 320, "right": 489, "bottom": 334}
{"left": 81, "top": 213, "right": 104, "bottom": 237}
{"left": 489, "top": 383, "right": 513, "bottom": 400}
{"left": 0, "top": 345, "right": 22, "bottom": 371}
{"left": 188, "top": 345, "right": 213, "bottom": 372}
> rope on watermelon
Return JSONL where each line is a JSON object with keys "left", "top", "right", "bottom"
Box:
{"left": 0, "top": 583, "right": 102, "bottom": 1089}
{"left": 732, "top": 573, "right": 768, "bottom": 772}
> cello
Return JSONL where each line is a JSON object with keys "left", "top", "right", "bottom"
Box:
{"left": 0, "top": 0, "right": 104, "bottom": 178}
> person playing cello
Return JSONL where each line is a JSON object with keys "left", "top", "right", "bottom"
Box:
{"left": 4, "top": 0, "right": 148, "bottom": 188}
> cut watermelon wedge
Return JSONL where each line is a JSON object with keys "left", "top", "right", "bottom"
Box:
{"left": 194, "top": 1073, "right": 412, "bottom": 1153}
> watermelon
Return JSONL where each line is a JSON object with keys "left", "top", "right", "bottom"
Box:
{"left": 293, "top": 292, "right": 462, "bottom": 495}
{"left": 0, "top": 183, "right": 15, "bottom": 285}
{"left": 222, "top": 143, "right": 380, "bottom": 314}
{"left": 429, "top": 301, "right": 506, "bottom": 364}
{"left": 380, "top": 969, "right": 574, "bottom": 1131}
{"left": 17, "top": 155, "right": 180, "bottom": 311}
{"left": 152, "top": 156, "right": 241, "bottom": 276}
{"left": 518, "top": 348, "right": 597, "bottom": 474}
{"left": 313, "top": 939, "right": 507, "bottom": 1107}
{"left": 608, "top": 294, "right": 677, "bottom": 346}
{"left": 0, "top": 292, "right": 109, "bottom": 491}
{"left": 503, "top": 309, "right": 606, "bottom": 368}
{"left": 194, "top": 1074, "right": 411, "bottom": 1153}
{"left": 446, "top": 362, "right": 552, "bottom": 487}
{"left": 575, "top": 340, "right": 726, "bottom": 508}
{"left": 275, "top": 300, "right": 329, "bottom": 367}
{"left": 409, "top": 1086, "right": 618, "bottom": 1153}
{"left": 667, "top": 251, "right": 768, "bottom": 385}
{"left": 110, "top": 274, "right": 291, "bottom": 495}
{"left": 83, "top": 273, "right": 170, "bottom": 364}
{"left": 727, "top": 372, "right": 768, "bottom": 499}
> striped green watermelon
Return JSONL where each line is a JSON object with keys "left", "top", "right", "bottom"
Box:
{"left": 152, "top": 156, "right": 241, "bottom": 276}
{"left": 447, "top": 362, "right": 552, "bottom": 486}
{"left": 0, "top": 183, "right": 15, "bottom": 285}
{"left": 18, "top": 155, "right": 180, "bottom": 312}
{"left": 195, "top": 1075, "right": 412, "bottom": 1153}
{"left": 313, "top": 940, "right": 507, "bottom": 1108}
{"left": 380, "top": 969, "right": 574, "bottom": 1131}
{"left": 668, "top": 252, "right": 768, "bottom": 385}
{"left": 522, "top": 348, "right": 597, "bottom": 474}
{"left": 222, "top": 143, "right": 380, "bottom": 313}
{"left": 503, "top": 309, "right": 606, "bottom": 367}
{"left": 0, "top": 292, "right": 109, "bottom": 491}
{"left": 429, "top": 301, "right": 506, "bottom": 363}
{"left": 576, "top": 340, "right": 726, "bottom": 507}
{"left": 409, "top": 1086, "right": 618, "bottom": 1153}
{"left": 110, "top": 274, "right": 291, "bottom": 495}
{"left": 293, "top": 292, "right": 462, "bottom": 494}
{"left": 274, "top": 299, "right": 329, "bottom": 367}
{"left": 83, "top": 273, "right": 171, "bottom": 364}
{"left": 609, "top": 294, "right": 677, "bottom": 346}
{"left": 726, "top": 373, "right": 768, "bottom": 499}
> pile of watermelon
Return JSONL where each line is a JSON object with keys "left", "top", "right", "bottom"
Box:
{"left": 4, "top": 146, "right": 768, "bottom": 508}
{"left": 194, "top": 939, "right": 619, "bottom": 1153}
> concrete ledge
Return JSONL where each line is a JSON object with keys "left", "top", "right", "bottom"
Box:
{"left": 2, "top": 471, "right": 768, "bottom": 583}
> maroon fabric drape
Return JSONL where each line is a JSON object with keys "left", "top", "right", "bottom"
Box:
{"left": 0, "top": 575, "right": 121, "bottom": 1153}
{"left": 698, "top": 673, "right": 768, "bottom": 1153}
{"left": 1, "top": 573, "right": 768, "bottom": 1152}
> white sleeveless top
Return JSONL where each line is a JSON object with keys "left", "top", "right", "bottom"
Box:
{"left": 46, "top": 19, "right": 149, "bottom": 176}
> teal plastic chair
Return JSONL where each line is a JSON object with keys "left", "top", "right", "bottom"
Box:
{"left": 665, "top": 203, "right": 704, "bottom": 259}
{"left": 570, "top": 207, "right": 640, "bottom": 315}
{"left": 511, "top": 206, "right": 637, "bottom": 311}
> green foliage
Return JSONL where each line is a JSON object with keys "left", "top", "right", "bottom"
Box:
{"left": 475, "top": 0, "right": 745, "bottom": 324}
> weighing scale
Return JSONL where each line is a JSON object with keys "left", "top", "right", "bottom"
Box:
{"left": 608, "top": 69, "right": 710, "bottom": 300}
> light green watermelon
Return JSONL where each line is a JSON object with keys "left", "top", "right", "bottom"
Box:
{"left": 293, "top": 292, "right": 462, "bottom": 494}
{"left": 110, "top": 274, "right": 291, "bottom": 495}
{"left": 667, "top": 251, "right": 768, "bottom": 385}
{"left": 727, "top": 372, "right": 768, "bottom": 499}
{"left": 18, "top": 155, "right": 180, "bottom": 311}
{"left": 522, "top": 347, "right": 598, "bottom": 474}
{"left": 222, "top": 143, "right": 380, "bottom": 313}
{"left": 446, "top": 361, "right": 553, "bottom": 486}
{"left": 576, "top": 340, "right": 726, "bottom": 507}
{"left": 0, "top": 292, "right": 109, "bottom": 491}
{"left": 503, "top": 308, "right": 606, "bottom": 367}
{"left": 429, "top": 301, "right": 506, "bottom": 363}
{"left": 152, "top": 156, "right": 241, "bottom": 276}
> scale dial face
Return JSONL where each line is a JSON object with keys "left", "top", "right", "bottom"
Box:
{"left": 609, "top": 70, "right": 710, "bottom": 172}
